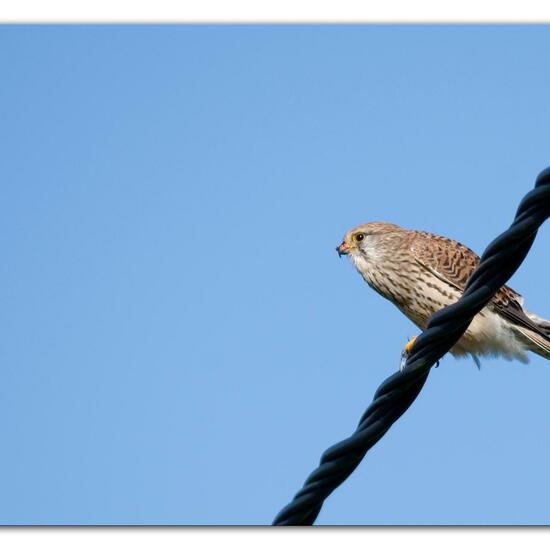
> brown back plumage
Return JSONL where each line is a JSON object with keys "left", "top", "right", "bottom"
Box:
{"left": 410, "top": 230, "right": 550, "bottom": 340}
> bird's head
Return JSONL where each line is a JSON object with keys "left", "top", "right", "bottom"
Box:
{"left": 336, "top": 222, "right": 404, "bottom": 263}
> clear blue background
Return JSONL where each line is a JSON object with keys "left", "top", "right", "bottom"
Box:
{"left": 1, "top": 25, "right": 550, "bottom": 525}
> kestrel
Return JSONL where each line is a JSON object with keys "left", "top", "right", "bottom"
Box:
{"left": 336, "top": 222, "right": 550, "bottom": 365}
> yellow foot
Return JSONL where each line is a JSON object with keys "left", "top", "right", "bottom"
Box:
{"left": 403, "top": 335, "right": 417, "bottom": 355}
{"left": 400, "top": 335, "right": 417, "bottom": 372}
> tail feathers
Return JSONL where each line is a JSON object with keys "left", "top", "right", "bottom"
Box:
{"left": 536, "top": 319, "right": 550, "bottom": 335}
{"left": 525, "top": 311, "right": 550, "bottom": 335}
{"left": 515, "top": 326, "right": 550, "bottom": 361}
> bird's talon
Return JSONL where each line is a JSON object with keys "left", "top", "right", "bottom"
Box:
{"left": 400, "top": 335, "right": 418, "bottom": 371}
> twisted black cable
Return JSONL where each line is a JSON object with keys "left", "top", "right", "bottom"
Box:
{"left": 273, "top": 167, "right": 550, "bottom": 526}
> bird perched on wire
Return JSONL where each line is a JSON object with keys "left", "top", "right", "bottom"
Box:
{"left": 336, "top": 222, "right": 550, "bottom": 369}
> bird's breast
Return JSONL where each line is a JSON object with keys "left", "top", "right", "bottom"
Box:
{"left": 352, "top": 254, "right": 461, "bottom": 329}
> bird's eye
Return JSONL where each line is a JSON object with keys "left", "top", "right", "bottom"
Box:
{"left": 354, "top": 233, "right": 365, "bottom": 242}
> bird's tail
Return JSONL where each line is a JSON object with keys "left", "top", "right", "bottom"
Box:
{"left": 516, "top": 312, "right": 550, "bottom": 361}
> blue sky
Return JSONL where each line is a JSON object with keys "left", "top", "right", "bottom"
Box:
{"left": 1, "top": 25, "right": 550, "bottom": 525}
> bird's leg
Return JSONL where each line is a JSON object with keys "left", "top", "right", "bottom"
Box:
{"left": 403, "top": 335, "right": 417, "bottom": 356}
{"left": 399, "top": 335, "right": 417, "bottom": 371}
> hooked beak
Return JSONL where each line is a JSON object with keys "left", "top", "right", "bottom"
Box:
{"left": 336, "top": 241, "right": 350, "bottom": 257}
